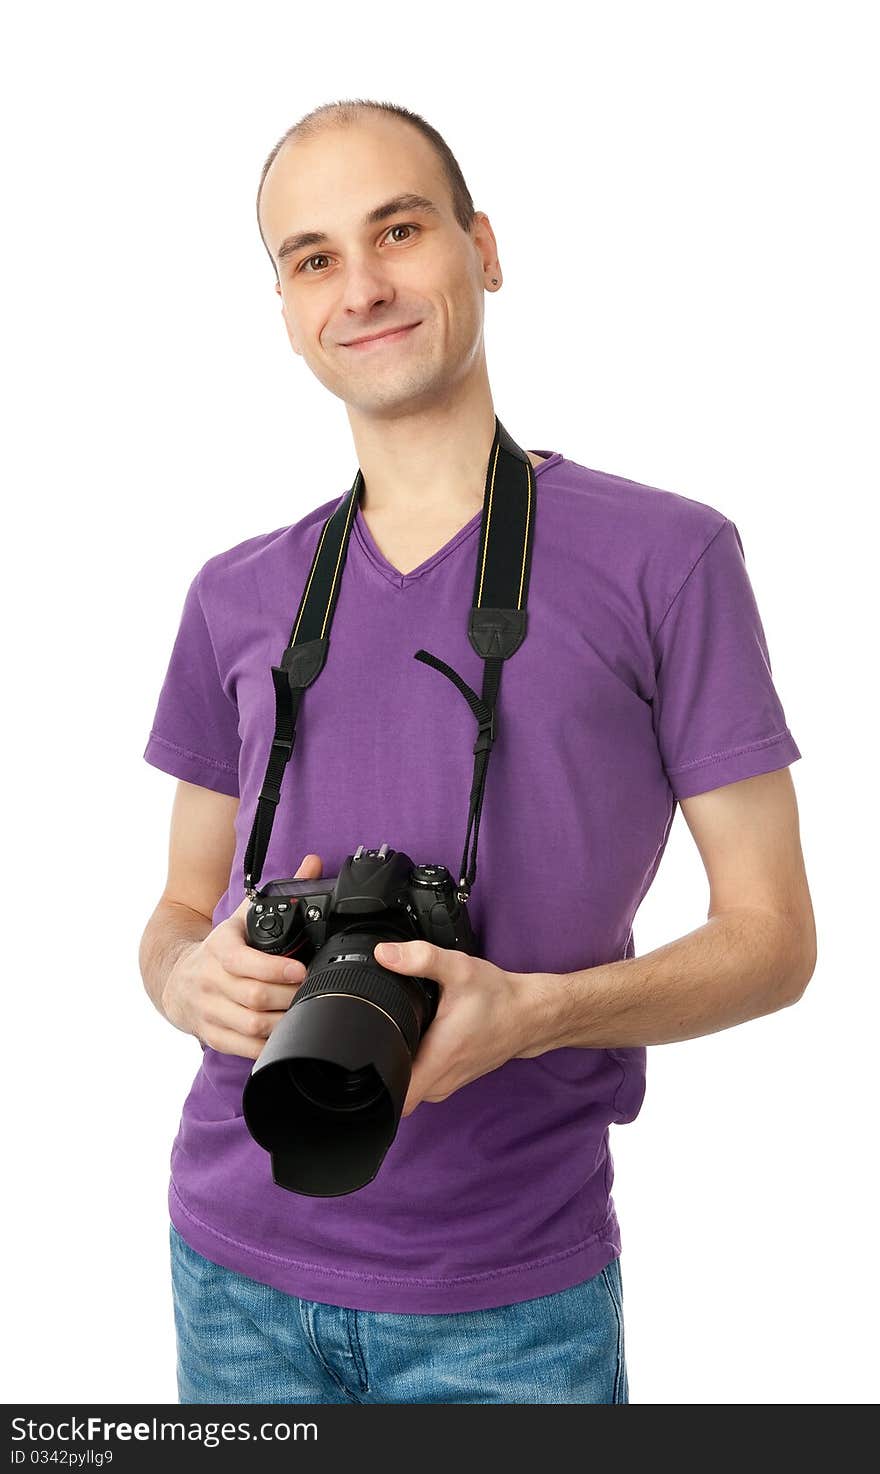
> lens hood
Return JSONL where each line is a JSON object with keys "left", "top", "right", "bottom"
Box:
{"left": 242, "top": 953, "right": 415, "bottom": 1196}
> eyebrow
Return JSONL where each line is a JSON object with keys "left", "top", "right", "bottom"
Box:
{"left": 275, "top": 193, "right": 441, "bottom": 265}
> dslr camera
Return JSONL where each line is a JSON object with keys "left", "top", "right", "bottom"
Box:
{"left": 241, "top": 844, "right": 476, "bottom": 1197}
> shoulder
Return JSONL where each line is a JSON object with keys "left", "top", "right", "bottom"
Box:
{"left": 194, "top": 492, "right": 346, "bottom": 602}
{"left": 540, "top": 454, "right": 732, "bottom": 615}
{"left": 545, "top": 453, "right": 727, "bottom": 550}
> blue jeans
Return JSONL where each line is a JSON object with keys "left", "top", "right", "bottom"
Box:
{"left": 170, "top": 1223, "right": 629, "bottom": 1404}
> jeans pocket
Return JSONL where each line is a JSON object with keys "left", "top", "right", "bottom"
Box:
{"left": 600, "top": 1256, "right": 627, "bottom": 1404}
{"left": 169, "top": 1222, "right": 219, "bottom": 1293}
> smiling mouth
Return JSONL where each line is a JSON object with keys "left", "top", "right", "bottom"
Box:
{"left": 342, "top": 322, "right": 421, "bottom": 350}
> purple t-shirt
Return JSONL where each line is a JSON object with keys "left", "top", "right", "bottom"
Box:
{"left": 143, "top": 448, "right": 801, "bottom": 1313}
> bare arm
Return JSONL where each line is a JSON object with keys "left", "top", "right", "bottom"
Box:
{"left": 520, "top": 767, "right": 818, "bottom": 1055}
{"left": 139, "top": 779, "right": 239, "bottom": 1021}
{"left": 139, "top": 777, "right": 323, "bottom": 1056}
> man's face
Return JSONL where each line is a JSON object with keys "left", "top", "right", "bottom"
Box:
{"left": 258, "top": 116, "right": 498, "bottom": 415}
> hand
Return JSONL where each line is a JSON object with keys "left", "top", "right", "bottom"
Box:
{"left": 161, "top": 854, "right": 323, "bottom": 1059}
{"left": 372, "top": 939, "right": 536, "bottom": 1116}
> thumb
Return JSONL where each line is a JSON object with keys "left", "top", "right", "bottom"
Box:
{"left": 234, "top": 854, "right": 323, "bottom": 915}
{"left": 374, "top": 938, "right": 434, "bottom": 971}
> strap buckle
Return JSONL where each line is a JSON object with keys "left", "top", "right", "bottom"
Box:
{"left": 472, "top": 711, "right": 495, "bottom": 755}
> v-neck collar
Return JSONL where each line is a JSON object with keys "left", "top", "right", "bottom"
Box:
{"left": 352, "top": 449, "right": 563, "bottom": 589}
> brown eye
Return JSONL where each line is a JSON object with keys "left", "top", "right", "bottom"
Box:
{"left": 299, "top": 224, "right": 419, "bottom": 276}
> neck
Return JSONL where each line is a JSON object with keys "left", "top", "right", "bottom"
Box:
{"left": 346, "top": 380, "right": 509, "bottom": 519}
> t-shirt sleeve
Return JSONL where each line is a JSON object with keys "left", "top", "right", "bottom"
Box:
{"left": 143, "top": 568, "right": 241, "bottom": 797}
{"left": 651, "top": 517, "right": 802, "bottom": 800}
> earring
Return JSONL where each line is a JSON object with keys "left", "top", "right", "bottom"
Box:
{"left": 491, "top": 277, "right": 498, "bottom": 284}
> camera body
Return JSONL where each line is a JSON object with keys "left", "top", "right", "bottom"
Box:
{"left": 246, "top": 843, "right": 476, "bottom": 980}
{"left": 241, "top": 844, "right": 477, "bottom": 1196}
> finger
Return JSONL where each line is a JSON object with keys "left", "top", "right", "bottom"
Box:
{"left": 205, "top": 999, "right": 291, "bottom": 1042}
{"left": 225, "top": 852, "right": 323, "bottom": 975}
{"left": 222, "top": 943, "right": 307, "bottom": 985}
{"left": 229, "top": 854, "right": 323, "bottom": 918}
{"left": 199, "top": 1023, "right": 266, "bottom": 1063}
{"left": 374, "top": 938, "right": 459, "bottom": 982}
{"left": 217, "top": 973, "right": 302, "bottom": 1011}
{"left": 401, "top": 1056, "right": 433, "bottom": 1116}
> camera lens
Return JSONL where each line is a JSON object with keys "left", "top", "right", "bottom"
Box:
{"left": 287, "top": 1058, "right": 385, "bottom": 1112}
{"left": 242, "top": 909, "right": 443, "bottom": 1195}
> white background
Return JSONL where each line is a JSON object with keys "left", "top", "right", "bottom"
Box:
{"left": 3, "top": 0, "right": 876, "bottom": 1406}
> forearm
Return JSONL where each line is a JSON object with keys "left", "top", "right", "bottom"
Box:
{"left": 139, "top": 899, "right": 212, "bottom": 1022}
{"left": 520, "top": 907, "right": 812, "bottom": 1054}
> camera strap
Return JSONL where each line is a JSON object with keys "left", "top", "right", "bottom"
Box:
{"left": 243, "top": 415, "right": 537, "bottom": 903}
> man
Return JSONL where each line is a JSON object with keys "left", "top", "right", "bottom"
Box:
{"left": 140, "top": 98, "right": 816, "bottom": 1406}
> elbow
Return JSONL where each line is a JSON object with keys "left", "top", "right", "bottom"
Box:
{"left": 778, "top": 915, "right": 818, "bottom": 1007}
{"left": 780, "top": 958, "right": 815, "bottom": 1008}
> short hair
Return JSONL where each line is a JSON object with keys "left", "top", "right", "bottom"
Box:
{"left": 256, "top": 98, "right": 476, "bottom": 280}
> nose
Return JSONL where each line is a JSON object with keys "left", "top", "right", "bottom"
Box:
{"left": 337, "top": 256, "right": 398, "bottom": 333}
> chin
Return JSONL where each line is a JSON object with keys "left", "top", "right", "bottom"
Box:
{"left": 349, "top": 369, "right": 445, "bottom": 414}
